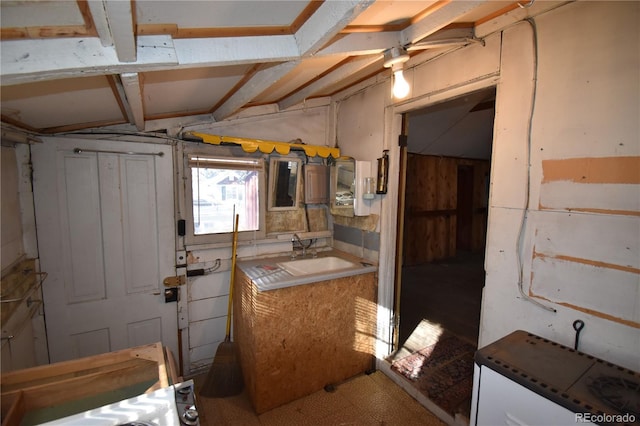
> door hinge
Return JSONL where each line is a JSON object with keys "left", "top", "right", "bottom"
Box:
{"left": 390, "top": 314, "right": 400, "bottom": 329}
{"left": 163, "top": 275, "right": 186, "bottom": 287}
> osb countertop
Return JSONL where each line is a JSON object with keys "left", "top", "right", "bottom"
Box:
{"left": 236, "top": 249, "right": 377, "bottom": 292}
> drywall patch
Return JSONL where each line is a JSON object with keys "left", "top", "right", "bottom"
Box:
{"left": 541, "top": 156, "right": 640, "bottom": 184}
{"left": 539, "top": 156, "right": 640, "bottom": 214}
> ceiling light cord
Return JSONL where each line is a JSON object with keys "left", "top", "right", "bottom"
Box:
{"left": 516, "top": 18, "right": 556, "bottom": 313}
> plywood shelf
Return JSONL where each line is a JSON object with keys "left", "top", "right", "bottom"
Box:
{"left": 0, "top": 343, "right": 178, "bottom": 426}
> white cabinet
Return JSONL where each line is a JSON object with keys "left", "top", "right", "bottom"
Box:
{"left": 472, "top": 365, "right": 596, "bottom": 426}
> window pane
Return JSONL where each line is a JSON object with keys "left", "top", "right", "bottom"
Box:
{"left": 192, "top": 166, "right": 260, "bottom": 235}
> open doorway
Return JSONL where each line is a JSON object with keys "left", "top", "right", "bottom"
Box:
{"left": 387, "top": 87, "right": 495, "bottom": 422}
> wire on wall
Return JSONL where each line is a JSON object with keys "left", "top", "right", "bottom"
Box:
{"left": 186, "top": 258, "right": 222, "bottom": 277}
{"left": 516, "top": 18, "right": 557, "bottom": 313}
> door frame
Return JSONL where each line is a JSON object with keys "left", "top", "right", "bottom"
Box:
{"left": 32, "top": 136, "right": 179, "bottom": 363}
{"left": 375, "top": 77, "right": 499, "bottom": 361}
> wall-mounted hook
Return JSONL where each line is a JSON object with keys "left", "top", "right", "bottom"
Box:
{"left": 573, "top": 319, "right": 584, "bottom": 350}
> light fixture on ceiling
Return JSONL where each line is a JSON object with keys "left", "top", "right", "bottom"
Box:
{"left": 383, "top": 47, "right": 410, "bottom": 99}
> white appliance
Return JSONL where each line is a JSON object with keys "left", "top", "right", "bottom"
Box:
{"left": 40, "top": 380, "right": 200, "bottom": 426}
{"left": 470, "top": 330, "right": 639, "bottom": 426}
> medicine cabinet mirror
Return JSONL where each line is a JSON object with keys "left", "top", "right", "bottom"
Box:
{"left": 330, "top": 157, "right": 355, "bottom": 216}
{"left": 268, "top": 156, "right": 302, "bottom": 211}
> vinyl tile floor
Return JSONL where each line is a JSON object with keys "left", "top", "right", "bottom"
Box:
{"left": 192, "top": 371, "right": 446, "bottom": 426}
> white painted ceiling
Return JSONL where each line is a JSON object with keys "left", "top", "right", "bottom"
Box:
{"left": 1, "top": 1, "right": 524, "bottom": 136}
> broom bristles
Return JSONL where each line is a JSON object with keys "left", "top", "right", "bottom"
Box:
{"left": 199, "top": 340, "right": 244, "bottom": 398}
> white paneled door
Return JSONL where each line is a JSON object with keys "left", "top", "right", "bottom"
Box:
{"left": 32, "top": 138, "right": 178, "bottom": 363}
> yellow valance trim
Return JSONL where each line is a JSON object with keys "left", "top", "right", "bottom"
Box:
{"left": 185, "top": 132, "right": 340, "bottom": 159}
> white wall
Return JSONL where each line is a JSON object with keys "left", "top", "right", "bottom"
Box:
{"left": 1, "top": 143, "right": 47, "bottom": 368}
{"left": 1, "top": 143, "right": 39, "bottom": 273}
{"left": 484, "top": 1, "right": 639, "bottom": 371}
{"left": 334, "top": 84, "right": 387, "bottom": 222}
{"left": 186, "top": 98, "right": 332, "bottom": 147}
{"left": 334, "top": 1, "right": 639, "bottom": 370}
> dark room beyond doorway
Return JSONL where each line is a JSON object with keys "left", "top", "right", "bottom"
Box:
{"left": 389, "top": 87, "right": 496, "bottom": 422}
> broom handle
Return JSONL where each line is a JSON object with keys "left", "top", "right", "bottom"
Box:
{"left": 225, "top": 214, "right": 239, "bottom": 339}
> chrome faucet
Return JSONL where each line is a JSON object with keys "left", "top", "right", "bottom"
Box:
{"left": 292, "top": 233, "right": 306, "bottom": 258}
{"left": 291, "top": 234, "right": 317, "bottom": 259}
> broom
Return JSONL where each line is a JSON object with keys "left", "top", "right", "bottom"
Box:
{"left": 199, "top": 213, "right": 244, "bottom": 398}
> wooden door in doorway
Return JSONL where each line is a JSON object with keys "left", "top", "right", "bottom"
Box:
{"left": 32, "top": 138, "right": 178, "bottom": 363}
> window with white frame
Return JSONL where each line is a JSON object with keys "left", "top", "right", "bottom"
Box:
{"left": 186, "top": 154, "right": 265, "bottom": 243}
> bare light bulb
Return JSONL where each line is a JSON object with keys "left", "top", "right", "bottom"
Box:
{"left": 392, "top": 69, "right": 410, "bottom": 99}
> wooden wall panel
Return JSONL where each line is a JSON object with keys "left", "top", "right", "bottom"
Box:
{"left": 404, "top": 154, "right": 490, "bottom": 265}
{"left": 234, "top": 267, "right": 376, "bottom": 414}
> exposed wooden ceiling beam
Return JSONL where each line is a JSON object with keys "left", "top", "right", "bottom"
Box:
{"left": 120, "top": 72, "right": 145, "bottom": 130}
{"left": 278, "top": 55, "right": 381, "bottom": 110}
{"left": 106, "top": 74, "right": 133, "bottom": 122}
{"left": 315, "top": 32, "right": 398, "bottom": 57}
{"left": 210, "top": 1, "right": 378, "bottom": 120}
{"left": 0, "top": 0, "right": 519, "bottom": 130}
{"left": 209, "top": 64, "right": 261, "bottom": 114}
{"left": 173, "top": 35, "right": 300, "bottom": 67}
{"left": 86, "top": 0, "right": 114, "bottom": 47}
{"left": 213, "top": 61, "right": 300, "bottom": 121}
{"left": 3, "top": 0, "right": 479, "bottom": 89}
{"left": 294, "top": 0, "right": 375, "bottom": 56}
{"left": 1, "top": 35, "right": 176, "bottom": 86}
{"left": 400, "top": 1, "right": 489, "bottom": 46}
{"left": 103, "top": 0, "right": 136, "bottom": 62}
{"left": 3, "top": 31, "right": 370, "bottom": 87}
{"left": 153, "top": 1, "right": 380, "bottom": 121}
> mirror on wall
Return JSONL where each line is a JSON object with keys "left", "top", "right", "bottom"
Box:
{"left": 268, "top": 156, "right": 302, "bottom": 211}
{"left": 330, "top": 157, "right": 355, "bottom": 216}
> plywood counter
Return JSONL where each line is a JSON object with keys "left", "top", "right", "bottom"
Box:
{"left": 234, "top": 251, "right": 377, "bottom": 414}
{"left": 0, "top": 343, "right": 178, "bottom": 425}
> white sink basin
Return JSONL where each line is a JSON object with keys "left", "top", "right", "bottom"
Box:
{"left": 277, "top": 256, "right": 358, "bottom": 276}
